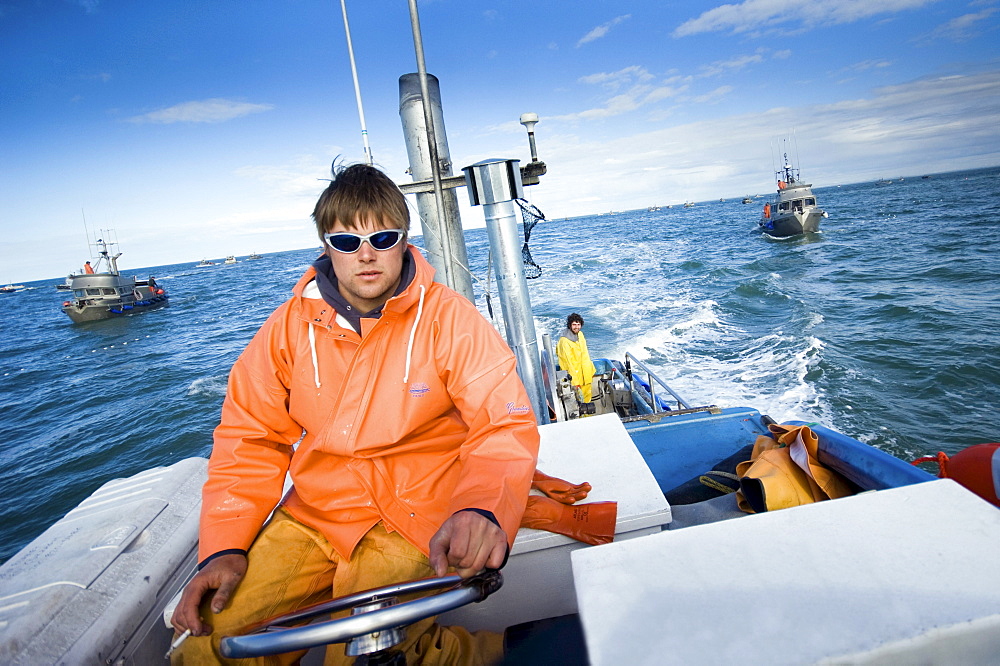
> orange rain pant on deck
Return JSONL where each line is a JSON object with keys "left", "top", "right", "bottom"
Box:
{"left": 173, "top": 508, "right": 503, "bottom": 666}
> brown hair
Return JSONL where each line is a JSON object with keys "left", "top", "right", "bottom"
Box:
{"left": 566, "top": 313, "right": 584, "bottom": 328}
{"left": 312, "top": 163, "right": 410, "bottom": 239}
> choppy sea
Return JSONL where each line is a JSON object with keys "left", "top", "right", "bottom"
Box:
{"left": 1, "top": 166, "right": 998, "bottom": 563}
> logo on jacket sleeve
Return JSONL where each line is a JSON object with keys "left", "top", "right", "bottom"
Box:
{"left": 409, "top": 382, "right": 430, "bottom": 397}
{"left": 507, "top": 402, "right": 530, "bottom": 415}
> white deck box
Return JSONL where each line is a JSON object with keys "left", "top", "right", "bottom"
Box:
{"left": 0, "top": 458, "right": 206, "bottom": 665}
{"left": 440, "top": 413, "right": 671, "bottom": 632}
{"left": 572, "top": 479, "right": 1000, "bottom": 665}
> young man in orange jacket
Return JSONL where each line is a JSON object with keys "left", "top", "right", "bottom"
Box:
{"left": 170, "top": 164, "right": 540, "bottom": 665}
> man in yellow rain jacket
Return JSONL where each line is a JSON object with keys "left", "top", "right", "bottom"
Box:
{"left": 557, "top": 313, "right": 597, "bottom": 403}
{"left": 171, "top": 164, "right": 540, "bottom": 665}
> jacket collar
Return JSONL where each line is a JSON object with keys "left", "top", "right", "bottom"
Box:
{"left": 292, "top": 245, "right": 434, "bottom": 323}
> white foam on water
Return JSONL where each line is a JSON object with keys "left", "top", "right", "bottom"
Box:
{"left": 605, "top": 295, "right": 836, "bottom": 425}
{"left": 186, "top": 375, "right": 229, "bottom": 398}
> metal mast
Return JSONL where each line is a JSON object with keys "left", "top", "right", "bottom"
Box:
{"left": 339, "top": 0, "right": 373, "bottom": 165}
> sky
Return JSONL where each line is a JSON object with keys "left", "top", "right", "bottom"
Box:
{"left": 2, "top": 0, "right": 999, "bottom": 283}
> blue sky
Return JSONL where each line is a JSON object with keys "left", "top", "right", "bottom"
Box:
{"left": 2, "top": 0, "right": 998, "bottom": 282}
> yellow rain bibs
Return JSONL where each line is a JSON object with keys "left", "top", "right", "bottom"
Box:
{"left": 736, "top": 424, "right": 854, "bottom": 513}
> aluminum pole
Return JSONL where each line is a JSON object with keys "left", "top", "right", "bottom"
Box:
{"left": 398, "top": 74, "right": 474, "bottom": 301}
{"left": 463, "top": 159, "right": 549, "bottom": 425}
{"left": 405, "top": 0, "right": 458, "bottom": 292}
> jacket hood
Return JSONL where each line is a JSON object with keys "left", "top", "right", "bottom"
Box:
{"left": 292, "top": 246, "right": 436, "bottom": 388}
{"left": 560, "top": 327, "right": 579, "bottom": 343}
{"left": 292, "top": 245, "right": 432, "bottom": 311}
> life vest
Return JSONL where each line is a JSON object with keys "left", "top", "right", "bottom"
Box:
{"left": 912, "top": 443, "right": 1000, "bottom": 507}
{"left": 763, "top": 203, "right": 771, "bottom": 218}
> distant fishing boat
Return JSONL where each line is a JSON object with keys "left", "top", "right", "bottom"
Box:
{"left": 741, "top": 195, "right": 753, "bottom": 204}
{"left": 1, "top": 283, "right": 26, "bottom": 294}
{"left": 247, "top": 252, "right": 264, "bottom": 260}
{"left": 195, "top": 259, "right": 216, "bottom": 267}
{"left": 224, "top": 255, "right": 237, "bottom": 265}
{"left": 758, "top": 151, "right": 827, "bottom": 237}
{"left": 57, "top": 233, "right": 168, "bottom": 323}
{"left": 683, "top": 201, "right": 695, "bottom": 208}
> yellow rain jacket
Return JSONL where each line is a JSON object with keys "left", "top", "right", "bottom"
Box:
{"left": 557, "top": 329, "right": 597, "bottom": 402}
{"left": 736, "top": 423, "right": 853, "bottom": 513}
{"left": 199, "top": 246, "right": 540, "bottom": 562}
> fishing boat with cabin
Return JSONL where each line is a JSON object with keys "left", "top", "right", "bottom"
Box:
{"left": 758, "top": 150, "right": 828, "bottom": 237}
{"left": 2, "top": 5, "right": 999, "bottom": 665}
{"left": 56, "top": 232, "right": 168, "bottom": 324}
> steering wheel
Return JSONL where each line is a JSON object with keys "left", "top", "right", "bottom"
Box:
{"left": 219, "top": 570, "right": 503, "bottom": 659}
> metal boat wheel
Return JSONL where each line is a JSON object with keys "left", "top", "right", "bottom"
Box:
{"left": 219, "top": 571, "right": 503, "bottom": 659}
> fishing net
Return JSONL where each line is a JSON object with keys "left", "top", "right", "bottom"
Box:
{"left": 516, "top": 198, "right": 544, "bottom": 279}
{"left": 482, "top": 199, "right": 546, "bottom": 322}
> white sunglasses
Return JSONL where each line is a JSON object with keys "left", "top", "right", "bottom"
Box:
{"left": 323, "top": 229, "right": 407, "bottom": 253}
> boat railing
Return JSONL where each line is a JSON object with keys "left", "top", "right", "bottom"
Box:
{"left": 619, "top": 352, "right": 692, "bottom": 412}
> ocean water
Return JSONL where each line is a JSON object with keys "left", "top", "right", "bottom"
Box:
{"left": 1, "top": 166, "right": 998, "bottom": 563}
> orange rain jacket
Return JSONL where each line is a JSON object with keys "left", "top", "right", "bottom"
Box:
{"left": 199, "top": 246, "right": 540, "bottom": 562}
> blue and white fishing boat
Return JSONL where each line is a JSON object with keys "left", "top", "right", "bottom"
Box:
{"left": 758, "top": 152, "right": 828, "bottom": 237}
{"left": 2, "top": 5, "right": 998, "bottom": 666}
{"left": 56, "top": 233, "right": 168, "bottom": 324}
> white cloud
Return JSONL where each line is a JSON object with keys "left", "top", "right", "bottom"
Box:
{"left": 698, "top": 53, "right": 765, "bottom": 78}
{"left": 847, "top": 59, "right": 894, "bottom": 72}
{"left": 673, "top": 0, "right": 938, "bottom": 37}
{"left": 234, "top": 158, "right": 330, "bottom": 199}
{"left": 553, "top": 66, "right": 690, "bottom": 121}
{"left": 928, "top": 8, "right": 998, "bottom": 42}
{"left": 577, "top": 14, "right": 631, "bottom": 47}
{"left": 532, "top": 70, "right": 1000, "bottom": 215}
{"left": 73, "top": 0, "right": 100, "bottom": 14}
{"left": 689, "top": 85, "right": 735, "bottom": 103}
{"left": 579, "top": 65, "right": 655, "bottom": 89}
{"left": 128, "top": 98, "right": 274, "bottom": 124}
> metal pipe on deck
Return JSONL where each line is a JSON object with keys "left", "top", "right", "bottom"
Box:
{"left": 463, "top": 159, "right": 549, "bottom": 425}
{"left": 398, "top": 74, "right": 474, "bottom": 302}
{"left": 400, "top": 0, "right": 474, "bottom": 302}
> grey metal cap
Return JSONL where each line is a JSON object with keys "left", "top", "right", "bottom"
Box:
{"left": 463, "top": 159, "right": 524, "bottom": 206}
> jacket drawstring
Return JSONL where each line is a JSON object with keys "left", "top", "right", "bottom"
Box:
{"left": 403, "top": 284, "right": 425, "bottom": 383}
{"left": 308, "top": 322, "right": 321, "bottom": 388}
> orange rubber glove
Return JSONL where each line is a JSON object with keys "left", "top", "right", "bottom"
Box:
{"left": 531, "top": 469, "right": 592, "bottom": 505}
{"left": 520, "top": 495, "right": 617, "bottom": 546}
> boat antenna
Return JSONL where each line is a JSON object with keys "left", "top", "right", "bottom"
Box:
{"left": 339, "top": 0, "right": 374, "bottom": 166}
{"left": 81, "top": 208, "right": 93, "bottom": 263}
{"left": 406, "top": 0, "right": 456, "bottom": 289}
{"left": 791, "top": 128, "right": 800, "bottom": 176}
